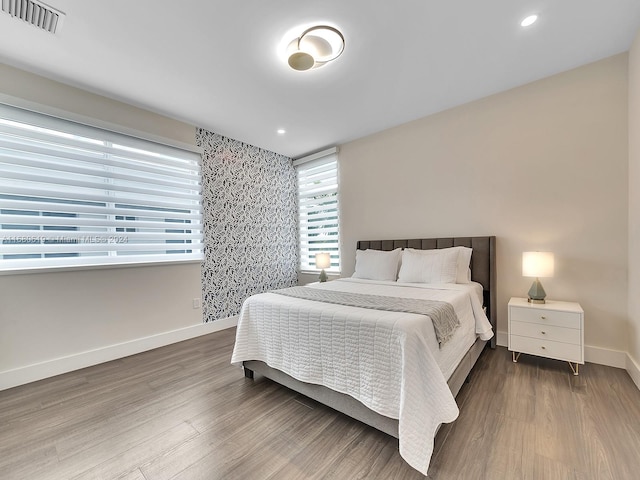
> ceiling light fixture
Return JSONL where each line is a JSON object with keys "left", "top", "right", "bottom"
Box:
{"left": 521, "top": 14, "right": 538, "bottom": 27}
{"left": 277, "top": 129, "right": 286, "bottom": 134}
{"left": 287, "top": 25, "right": 345, "bottom": 71}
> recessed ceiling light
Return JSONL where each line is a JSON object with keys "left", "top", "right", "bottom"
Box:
{"left": 521, "top": 14, "right": 538, "bottom": 27}
{"left": 277, "top": 129, "right": 286, "bottom": 134}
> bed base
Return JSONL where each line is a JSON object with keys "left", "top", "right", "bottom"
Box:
{"left": 242, "top": 337, "right": 487, "bottom": 439}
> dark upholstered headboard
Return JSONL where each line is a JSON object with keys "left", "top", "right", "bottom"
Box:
{"left": 356, "top": 236, "right": 497, "bottom": 348}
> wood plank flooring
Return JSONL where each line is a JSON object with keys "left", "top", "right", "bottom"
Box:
{"left": 1, "top": 327, "right": 639, "bottom": 479}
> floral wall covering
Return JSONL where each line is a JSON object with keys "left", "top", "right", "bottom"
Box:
{"left": 196, "top": 129, "right": 298, "bottom": 322}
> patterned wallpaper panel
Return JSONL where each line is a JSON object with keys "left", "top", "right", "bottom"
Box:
{"left": 196, "top": 129, "right": 298, "bottom": 322}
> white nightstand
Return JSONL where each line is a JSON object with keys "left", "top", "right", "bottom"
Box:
{"left": 508, "top": 297, "right": 584, "bottom": 375}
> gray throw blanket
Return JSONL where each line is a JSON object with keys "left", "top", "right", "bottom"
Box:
{"left": 271, "top": 286, "right": 460, "bottom": 346}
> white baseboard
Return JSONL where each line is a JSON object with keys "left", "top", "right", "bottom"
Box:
{"left": 6, "top": 321, "right": 637, "bottom": 394}
{"left": 496, "top": 330, "right": 508, "bottom": 348}
{"left": 495, "top": 330, "right": 628, "bottom": 369}
{"left": 584, "top": 344, "right": 627, "bottom": 369}
{"left": 627, "top": 354, "right": 640, "bottom": 391}
{"left": 0, "top": 316, "right": 238, "bottom": 392}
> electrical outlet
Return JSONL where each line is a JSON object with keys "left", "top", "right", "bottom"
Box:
{"left": 193, "top": 298, "right": 201, "bottom": 309}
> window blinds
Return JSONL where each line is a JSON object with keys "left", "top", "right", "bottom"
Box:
{"left": 294, "top": 148, "right": 339, "bottom": 272}
{"left": 0, "top": 103, "right": 203, "bottom": 272}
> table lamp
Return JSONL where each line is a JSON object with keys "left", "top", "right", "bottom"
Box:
{"left": 522, "top": 251, "right": 554, "bottom": 304}
{"left": 315, "top": 252, "right": 331, "bottom": 282}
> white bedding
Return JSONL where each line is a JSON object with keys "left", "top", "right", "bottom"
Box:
{"left": 231, "top": 278, "right": 493, "bottom": 475}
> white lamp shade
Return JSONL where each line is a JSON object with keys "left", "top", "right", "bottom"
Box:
{"left": 315, "top": 252, "right": 331, "bottom": 269}
{"left": 522, "top": 251, "right": 554, "bottom": 278}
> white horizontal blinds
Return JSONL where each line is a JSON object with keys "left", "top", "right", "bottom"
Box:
{"left": 295, "top": 148, "right": 339, "bottom": 272}
{"left": 0, "top": 103, "right": 203, "bottom": 272}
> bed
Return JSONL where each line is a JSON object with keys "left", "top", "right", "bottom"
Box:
{"left": 231, "top": 236, "right": 496, "bottom": 475}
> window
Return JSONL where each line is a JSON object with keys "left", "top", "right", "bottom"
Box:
{"left": 0, "top": 103, "right": 203, "bottom": 272}
{"left": 295, "top": 147, "right": 339, "bottom": 272}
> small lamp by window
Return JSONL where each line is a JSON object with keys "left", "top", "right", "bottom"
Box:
{"left": 315, "top": 252, "right": 331, "bottom": 282}
{"left": 522, "top": 252, "right": 554, "bottom": 304}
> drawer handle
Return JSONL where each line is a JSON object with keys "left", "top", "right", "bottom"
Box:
{"left": 541, "top": 331, "right": 546, "bottom": 335}
{"left": 541, "top": 316, "right": 547, "bottom": 320}
{"left": 541, "top": 346, "right": 546, "bottom": 350}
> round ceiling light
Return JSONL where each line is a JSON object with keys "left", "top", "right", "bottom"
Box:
{"left": 287, "top": 25, "right": 345, "bottom": 71}
{"left": 288, "top": 51, "right": 315, "bottom": 71}
{"left": 521, "top": 14, "right": 538, "bottom": 27}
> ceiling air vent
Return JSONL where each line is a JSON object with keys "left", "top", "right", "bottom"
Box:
{"left": 1, "top": 0, "right": 65, "bottom": 34}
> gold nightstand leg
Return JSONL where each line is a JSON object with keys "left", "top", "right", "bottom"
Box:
{"left": 568, "top": 362, "right": 579, "bottom": 376}
{"left": 512, "top": 352, "right": 521, "bottom": 363}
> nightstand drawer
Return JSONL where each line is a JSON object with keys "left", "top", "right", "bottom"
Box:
{"left": 510, "top": 306, "right": 581, "bottom": 329}
{"left": 509, "top": 321, "right": 581, "bottom": 344}
{"left": 510, "top": 335, "right": 582, "bottom": 363}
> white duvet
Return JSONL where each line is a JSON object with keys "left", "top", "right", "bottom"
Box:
{"left": 231, "top": 278, "right": 493, "bottom": 475}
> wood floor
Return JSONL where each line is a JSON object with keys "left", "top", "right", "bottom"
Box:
{"left": 1, "top": 327, "right": 639, "bottom": 480}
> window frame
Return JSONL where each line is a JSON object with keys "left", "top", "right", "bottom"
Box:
{"left": 294, "top": 147, "right": 340, "bottom": 274}
{"left": 0, "top": 99, "right": 203, "bottom": 274}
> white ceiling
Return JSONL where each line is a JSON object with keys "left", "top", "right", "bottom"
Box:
{"left": 0, "top": 1, "right": 639, "bottom": 158}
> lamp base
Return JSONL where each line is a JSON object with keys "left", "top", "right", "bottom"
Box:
{"left": 527, "top": 277, "right": 547, "bottom": 304}
{"left": 319, "top": 269, "right": 328, "bottom": 282}
{"left": 528, "top": 297, "right": 546, "bottom": 304}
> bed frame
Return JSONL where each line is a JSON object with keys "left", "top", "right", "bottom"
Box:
{"left": 243, "top": 236, "right": 497, "bottom": 438}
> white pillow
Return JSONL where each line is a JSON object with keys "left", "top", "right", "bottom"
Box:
{"left": 352, "top": 248, "right": 402, "bottom": 281}
{"left": 452, "top": 246, "right": 472, "bottom": 284}
{"left": 398, "top": 248, "right": 459, "bottom": 284}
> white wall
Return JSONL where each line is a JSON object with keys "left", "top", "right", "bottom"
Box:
{"left": 338, "top": 54, "right": 629, "bottom": 359}
{"left": 628, "top": 30, "right": 640, "bottom": 387}
{"left": 0, "top": 63, "right": 210, "bottom": 390}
